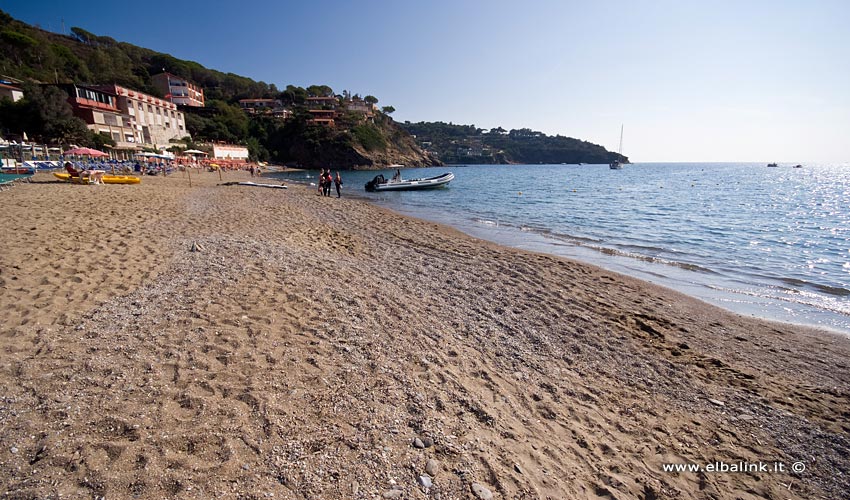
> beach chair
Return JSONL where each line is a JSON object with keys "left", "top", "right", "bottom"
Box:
{"left": 0, "top": 174, "right": 33, "bottom": 191}
{"left": 65, "top": 163, "right": 95, "bottom": 184}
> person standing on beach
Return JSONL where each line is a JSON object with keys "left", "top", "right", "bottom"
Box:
{"left": 323, "top": 170, "right": 333, "bottom": 196}
{"left": 318, "top": 168, "right": 326, "bottom": 195}
{"left": 334, "top": 171, "right": 343, "bottom": 198}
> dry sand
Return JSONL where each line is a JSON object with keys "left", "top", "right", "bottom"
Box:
{"left": 1, "top": 170, "right": 848, "bottom": 500}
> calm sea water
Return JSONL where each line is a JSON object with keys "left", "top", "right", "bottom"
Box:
{"left": 271, "top": 163, "right": 850, "bottom": 334}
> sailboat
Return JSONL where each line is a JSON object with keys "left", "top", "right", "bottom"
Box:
{"left": 610, "top": 125, "right": 624, "bottom": 169}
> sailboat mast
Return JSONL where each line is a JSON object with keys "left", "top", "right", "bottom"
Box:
{"left": 618, "top": 124, "right": 623, "bottom": 155}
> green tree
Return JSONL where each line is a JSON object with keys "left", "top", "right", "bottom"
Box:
{"left": 351, "top": 124, "right": 387, "bottom": 152}
{"left": 70, "top": 27, "right": 96, "bottom": 45}
{"left": 50, "top": 43, "right": 91, "bottom": 82}
{"left": 1, "top": 28, "right": 38, "bottom": 65}
{"left": 210, "top": 100, "right": 250, "bottom": 140}
{"left": 14, "top": 84, "right": 89, "bottom": 144}
{"left": 0, "top": 97, "right": 30, "bottom": 137}
{"left": 364, "top": 95, "right": 378, "bottom": 105}
{"left": 306, "top": 85, "right": 334, "bottom": 97}
{"left": 381, "top": 106, "right": 395, "bottom": 115}
{"left": 87, "top": 131, "right": 116, "bottom": 150}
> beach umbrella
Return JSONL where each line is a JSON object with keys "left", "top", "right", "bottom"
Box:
{"left": 64, "top": 147, "right": 108, "bottom": 157}
{"left": 184, "top": 149, "right": 207, "bottom": 155}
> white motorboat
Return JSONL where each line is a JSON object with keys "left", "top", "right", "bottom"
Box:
{"left": 365, "top": 172, "right": 454, "bottom": 192}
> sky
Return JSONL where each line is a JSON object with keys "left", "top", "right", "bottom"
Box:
{"left": 3, "top": 0, "right": 849, "bottom": 163}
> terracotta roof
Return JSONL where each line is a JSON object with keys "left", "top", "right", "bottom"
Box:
{"left": 0, "top": 82, "right": 22, "bottom": 91}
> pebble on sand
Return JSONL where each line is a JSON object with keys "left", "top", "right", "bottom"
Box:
{"left": 471, "top": 482, "right": 494, "bottom": 499}
{"left": 425, "top": 458, "right": 439, "bottom": 476}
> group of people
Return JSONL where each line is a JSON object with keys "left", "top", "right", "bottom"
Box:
{"left": 318, "top": 169, "right": 343, "bottom": 197}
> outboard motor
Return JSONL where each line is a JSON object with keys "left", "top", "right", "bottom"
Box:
{"left": 365, "top": 174, "right": 385, "bottom": 192}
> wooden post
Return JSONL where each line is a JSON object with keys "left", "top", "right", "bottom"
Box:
{"left": 188, "top": 169, "right": 192, "bottom": 187}
{"left": 218, "top": 166, "right": 222, "bottom": 181}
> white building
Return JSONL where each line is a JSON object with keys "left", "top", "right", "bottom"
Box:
{"left": 0, "top": 82, "right": 23, "bottom": 102}
{"left": 152, "top": 72, "right": 205, "bottom": 107}
{"left": 212, "top": 144, "right": 249, "bottom": 160}
{"left": 92, "top": 84, "right": 189, "bottom": 150}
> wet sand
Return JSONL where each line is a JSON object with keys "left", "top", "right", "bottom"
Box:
{"left": 1, "top": 170, "right": 848, "bottom": 499}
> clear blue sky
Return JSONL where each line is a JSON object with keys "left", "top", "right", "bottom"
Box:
{"left": 4, "top": 0, "right": 849, "bottom": 163}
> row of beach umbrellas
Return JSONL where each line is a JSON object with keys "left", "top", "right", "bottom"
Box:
{"left": 62, "top": 147, "right": 209, "bottom": 158}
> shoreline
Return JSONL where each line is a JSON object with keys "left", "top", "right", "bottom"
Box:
{"left": 1, "top": 171, "right": 848, "bottom": 499}
{"left": 268, "top": 165, "right": 850, "bottom": 336}
{"left": 411, "top": 210, "right": 850, "bottom": 336}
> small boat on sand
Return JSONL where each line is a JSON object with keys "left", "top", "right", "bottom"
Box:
{"left": 1, "top": 166, "right": 35, "bottom": 175}
{"left": 365, "top": 172, "right": 454, "bottom": 192}
{"left": 236, "top": 181, "right": 287, "bottom": 189}
{"left": 53, "top": 172, "right": 141, "bottom": 184}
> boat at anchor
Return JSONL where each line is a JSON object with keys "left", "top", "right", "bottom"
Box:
{"left": 365, "top": 172, "right": 454, "bottom": 192}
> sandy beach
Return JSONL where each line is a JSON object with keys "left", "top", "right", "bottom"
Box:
{"left": 1, "top": 170, "right": 848, "bottom": 499}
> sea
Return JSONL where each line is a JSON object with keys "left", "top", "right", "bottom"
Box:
{"left": 270, "top": 163, "right": 850, "bottom": 335}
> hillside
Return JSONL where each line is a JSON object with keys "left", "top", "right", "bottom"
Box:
{"left": 0, "top": 9, "right": 434, "bottom": 169}
{"left": 0, "top": 10, "right": 277, "bottom": 102}
{"left": 1, "top": 9, "right": 620, "bottom": 168}
{"left": 400, "top": 121, "right": 628, "bottom": 165}
{"left": 265, "top": 109, "right": 436, "bottom": 169}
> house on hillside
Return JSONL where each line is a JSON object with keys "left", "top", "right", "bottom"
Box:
{"left": 238, "top": 98, "right": 290, "bottom": 119}
{"left": 307, "top": 109, "right": 336, "bottom": 127}
{"left": 0, "top": 82, "right": 23, "bottom": 102}
{"left": 342, "top": 97, "right": 376, "bottom": 122}
{"left": 152, "top": 72, "right": 205, "bottom": 107}
{"left": 306, "top": 96, "right": 338, "bottom": 110}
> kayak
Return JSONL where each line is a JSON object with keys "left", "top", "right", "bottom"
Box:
{"left": 54, "top": 172, "right": 141, "bottom": 184}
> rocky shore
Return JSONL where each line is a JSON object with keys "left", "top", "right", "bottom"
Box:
{"left": 1, "top": 171, "right": 848, "bottom": 499}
